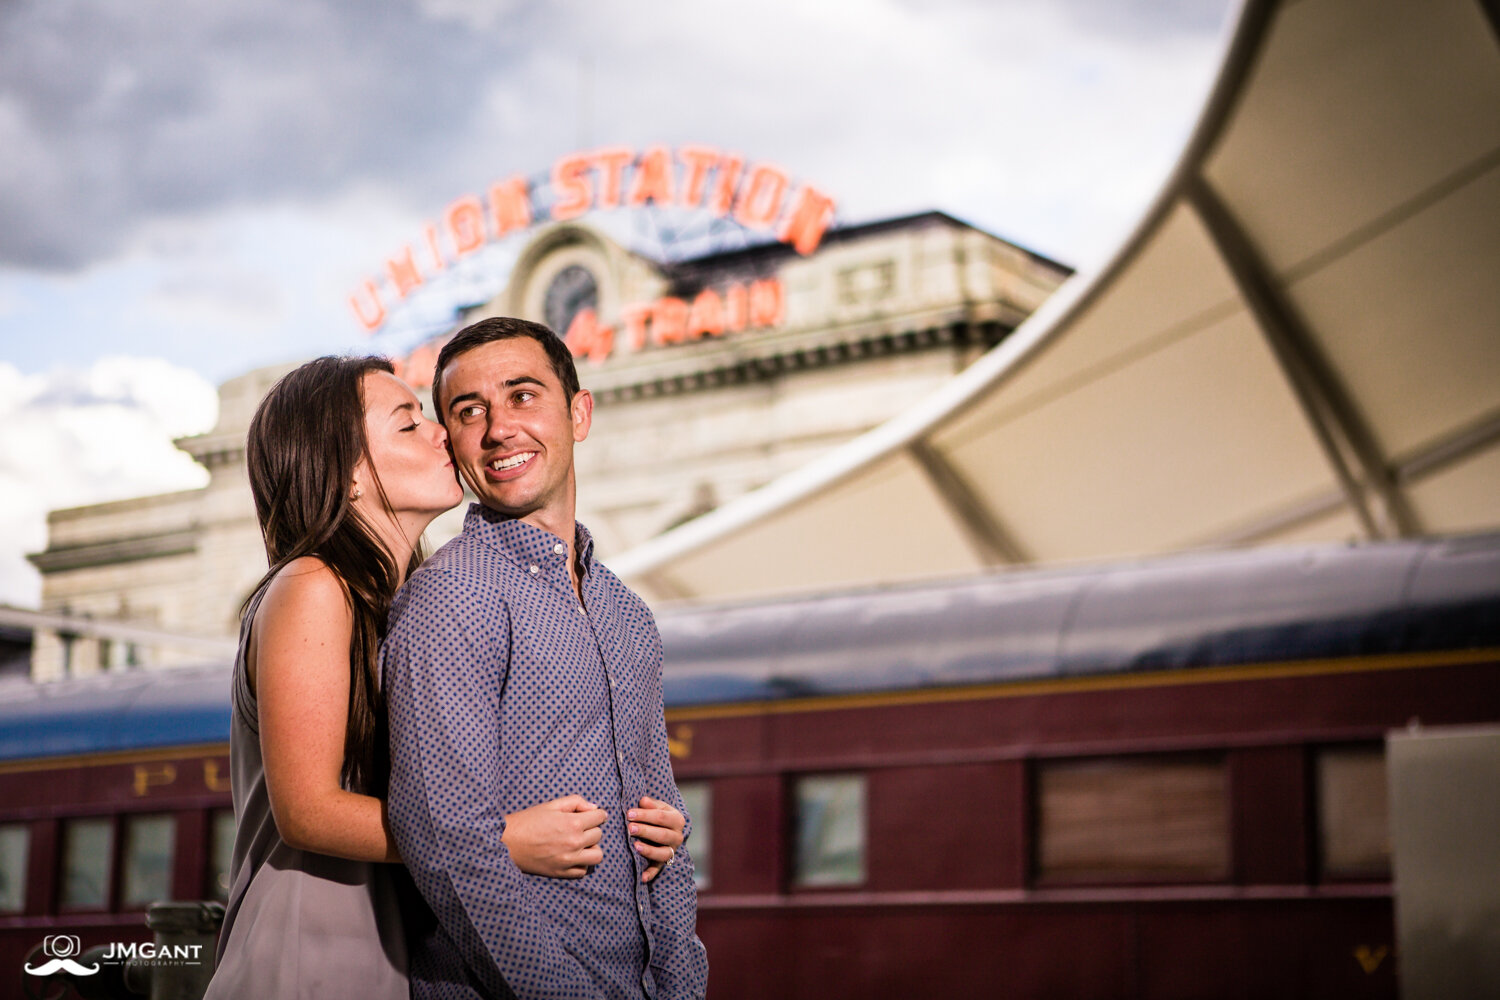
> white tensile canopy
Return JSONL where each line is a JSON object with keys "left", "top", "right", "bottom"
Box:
{"left": 613, "top": 0, "right": 1500, "bottom": 603}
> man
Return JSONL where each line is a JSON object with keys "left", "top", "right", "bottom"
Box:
{"left": 382, "top": 317, "right": 709, "bottom": 1000}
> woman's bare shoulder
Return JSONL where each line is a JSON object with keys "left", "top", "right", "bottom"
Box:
{"left": 267, "top": 556, "right": 347, "bottom": 602}
{"left": 256, "top": 557, "right": 353, "bottom": 634}
{"left": 247, "top": 558, "right": 353, "bottom": 691}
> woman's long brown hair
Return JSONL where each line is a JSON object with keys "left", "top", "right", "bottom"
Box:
{"left": 243, "top": 356, "right": 421, "bottom": 795}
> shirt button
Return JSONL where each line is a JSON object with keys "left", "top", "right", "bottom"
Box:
{"left": 528, "top": 564, "right": 539, "bottom": 575}
{"left": 554, "top": 543, "right": 565, "bottom": 555}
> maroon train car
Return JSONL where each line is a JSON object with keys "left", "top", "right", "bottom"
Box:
{"left": 657, "top": 532, "right": 1500, "bottom": 999}
{"left": 0, "top": 664, "right": 233, "bottom": 996}
{"left": 2, "top": 532, "right": 1498, "bottom": 998}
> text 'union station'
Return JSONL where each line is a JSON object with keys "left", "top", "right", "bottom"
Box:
{"left": 350, "top": 144, "right": 839, "bottom": 332}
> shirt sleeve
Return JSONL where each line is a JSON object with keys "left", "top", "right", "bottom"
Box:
{"left": 638, "top": 620, "right": 710, "bottom": 999}
{"left": 383, "top": 568, "right": 603, "bottom": 1000}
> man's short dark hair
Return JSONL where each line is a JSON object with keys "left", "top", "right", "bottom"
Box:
{"left": 431, "top": 316, "right": 582, "bottom": 417}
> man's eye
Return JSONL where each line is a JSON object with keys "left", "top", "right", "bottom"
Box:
{"left": 458, "top": 405, "right": 483, "bottom": 419}
{"left": 513, "top": 391, "right": 535, "bottom": 404}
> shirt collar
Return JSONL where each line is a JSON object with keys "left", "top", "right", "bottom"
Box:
{"left": 463, "top": 502, "right": 595, "bottom": 572}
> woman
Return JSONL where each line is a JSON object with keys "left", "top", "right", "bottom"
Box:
{"left": 206, "top": 357, "right": 683, "bottom": 998}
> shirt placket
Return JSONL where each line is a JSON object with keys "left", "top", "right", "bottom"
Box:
{"left": 579, "top": 551, "right": 660, "bottom": 998}
{"left": 512, "top": 522, "right": 660, "bottom": 998}
{"left": 522, "top": 535, "right": 633, "bottom": 807}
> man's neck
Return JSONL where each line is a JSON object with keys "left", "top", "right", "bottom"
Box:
{"left": 508, "top": 502, "right": 575, "bottom": 550}
{"left": 485, "top": 494, "right": 583, "bottom": 598}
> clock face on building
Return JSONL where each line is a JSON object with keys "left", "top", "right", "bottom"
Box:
{"left": 543, "top": 264, "right": 599, "bottom": 336}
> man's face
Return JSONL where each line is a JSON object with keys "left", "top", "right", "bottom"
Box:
{"left": 439, "top": 337, "right": 592, "bottom": 526}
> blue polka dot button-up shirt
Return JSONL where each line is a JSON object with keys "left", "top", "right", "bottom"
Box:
{"left": 383, "top": 504, "right": 708, "bottom": 1000}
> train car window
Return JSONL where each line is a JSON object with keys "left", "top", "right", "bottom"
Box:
{"left": 208, "top": 808, "right": 236, "bottom": 903}
{"left": 0, "top": 823, "right": 28, "bottom": 913}
{"left": 793, "top": 774, "right": 865, "bottom": 887}
{"left": 60, "top": 817, "right": 113, "bottom": 909}
{"left": 677, "top": 783, "right": 711, "bottom": 889}
{"left": 1316, "top": 746, "right": 1390, "bottom": 880}
{"left": 1036, "top": 755, "right": 1229, "bottom": 883}
{"left": 122, "top": 814, "right": 176, "bottom": 908}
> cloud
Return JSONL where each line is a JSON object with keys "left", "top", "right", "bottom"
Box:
{"left": 146, "top": 266, "right": 285, "bottom": 329}
{"left": 0, "top": 191, "right": 430, "bottom": 383}
{"left": 0, "top": 0, "right": 544, "bottom": 269}
{"left": 0, "top": 357, "right": 217, "bottom": 607}
{"left": 0, "top": 0, "right": 1229, "bottom": 272}
{"left": 1049, "top": 0, "right": 1228, "bottom": 39}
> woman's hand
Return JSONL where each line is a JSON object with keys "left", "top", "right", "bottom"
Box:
{"left": 502, "top": 795, "right": 608, "bottom": 878}
{"left": 628, "top": 796, "right": 684, "bottom": 883}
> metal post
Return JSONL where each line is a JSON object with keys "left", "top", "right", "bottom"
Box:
{"left": 143, "top": 902, "right": 224, "bottom": 1000}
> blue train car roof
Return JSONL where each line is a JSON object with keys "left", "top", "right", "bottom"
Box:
{"left": 2, "top": 533, "right": 1497, "bottom": 762}
{"left": 0, "top": 662, "right": 231, "bottom": 763}
{"left": 653, "top": 533, "right": 1500, "bottom": 707}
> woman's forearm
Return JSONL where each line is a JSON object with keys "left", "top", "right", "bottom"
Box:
{"left": 273, "top": 788, "right": 401, "bottom": 863}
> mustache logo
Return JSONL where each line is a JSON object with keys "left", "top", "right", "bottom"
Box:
{"left": 24, "top": 957, "right": 100, "bottom": 976}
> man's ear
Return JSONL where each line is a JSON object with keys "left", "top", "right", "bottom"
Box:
{"left": 570, "top": 389, "right": 594, "bottom": 443}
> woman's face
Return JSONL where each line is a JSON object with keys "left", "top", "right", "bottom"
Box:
{"left": 358, "top": 371, "right": 464, "bottom": 522}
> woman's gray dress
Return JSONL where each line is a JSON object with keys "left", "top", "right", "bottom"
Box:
{"left": 204, "top": 593, "right": 408, "bottom": 999}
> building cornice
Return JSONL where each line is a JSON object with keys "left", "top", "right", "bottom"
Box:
{"left": 175, "top": 432, "right": 245, "bottom": 471}
{"left": 47, "top": 489, "right": 204, "bottom": 523}
{"left": 589, "top": 307, "right": 1017, "bottom": 404}
{"left": 28, "top": 529, "right": 198, "bottom": 574}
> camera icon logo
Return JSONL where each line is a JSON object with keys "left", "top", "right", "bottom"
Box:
{"left": 25, "top": 934, "right": 98, "bottom": 977}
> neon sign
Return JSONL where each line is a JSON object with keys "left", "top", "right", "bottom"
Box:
{"left": 349, "top": 144, "right": 836, "bottom": 333}
{"left": 390, "top": 279, "right": 786, "bottom": 389}
{"left": 564, "top": 278, "right": 785, "bottom": 366}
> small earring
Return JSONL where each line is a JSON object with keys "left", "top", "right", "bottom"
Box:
{"left": 351, "top": 486, "right": 363, "bottom": 501}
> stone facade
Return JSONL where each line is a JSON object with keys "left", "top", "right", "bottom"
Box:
{"left": 28, "top": 212, "right": 1068, "bottom": 680}
{"left": 27, "top": 365, "right": 294, "bottom": 682}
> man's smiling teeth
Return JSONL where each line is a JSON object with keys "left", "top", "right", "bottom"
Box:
{"left": 489, "top": 452, "right": 535, "bottom": 471}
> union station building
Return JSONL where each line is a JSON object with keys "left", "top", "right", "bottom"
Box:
{"left": 27, "top": 205, "right": 1069, "bottom": 681}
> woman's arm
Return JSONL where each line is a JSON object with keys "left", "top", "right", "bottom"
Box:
{"left": 253, "top": 557, "right": 399, "bottom": 863}
{"left": 254, "top": 557, "right": 613, "bottom": 872}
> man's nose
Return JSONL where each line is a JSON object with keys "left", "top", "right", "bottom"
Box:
{"left": 481, "top": 409, "right": 517, "bottom": 447}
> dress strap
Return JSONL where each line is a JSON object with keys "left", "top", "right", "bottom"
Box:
{"left": 231, "top": 588, "right": 268, "bottom": 736}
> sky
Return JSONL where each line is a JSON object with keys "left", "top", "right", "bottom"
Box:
{"left": 0, "top": 0, "right": 1235, "bottom": 607}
